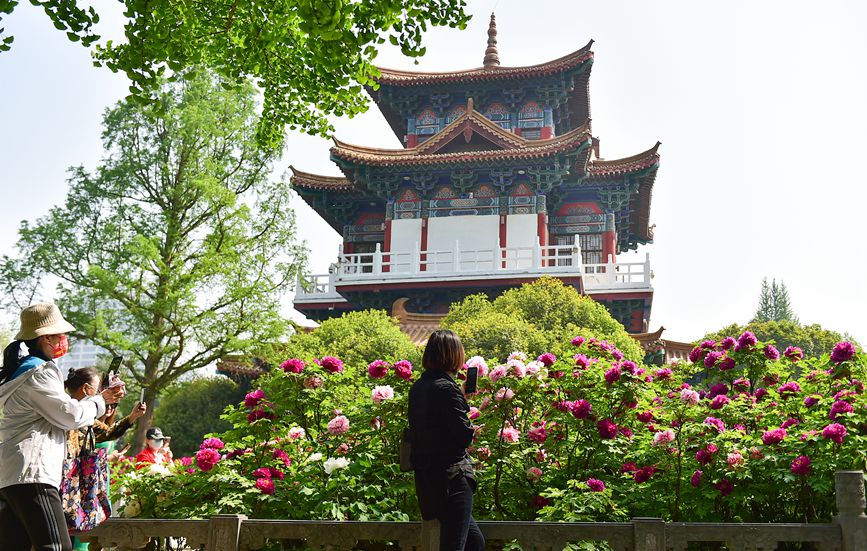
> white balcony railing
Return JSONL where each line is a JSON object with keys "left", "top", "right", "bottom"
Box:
{"left": 295, "top": 242, "right": 652, "bottom": 303}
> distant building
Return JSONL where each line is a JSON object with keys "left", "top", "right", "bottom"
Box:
{"left": 57, "top": 339, "right": 104, "bottom": 370}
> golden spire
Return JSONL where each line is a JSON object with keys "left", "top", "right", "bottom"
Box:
{"left": 483, "top": 13, "right": 500, "bottom": 69}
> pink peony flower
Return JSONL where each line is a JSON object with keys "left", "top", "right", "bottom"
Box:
{"left": 525, "top": 361, "right": 543, "bottom": 376}
{"left": 572, "top": 336, "right": 586, "bottom": 347}
{"left": 328, "top": 415, "right": 350, "bottom": 435}
{"left": 465, "top": 356, "right": 489, "bottom": 377}
{"left": 652, "top": 429, "right": 675, "bottom": 446}
{"left": 537, "top": 353, "right": 556, "bottom": 367}
{"left": 195, "top": 448, "right": 220, "bottom": 472}
{"left": 280, "top": 358, "right": 305, "bottom": 374}
{"left": 526, "top": 467, "right": 543, "bottom": 481}
{"left": 274, "top": 449, "right": 291, "bottom": 467}
{"left": 317, "top": 356, "right": 344, "bottom": 373}
{"left": 244, "top": 389, "right": 266, "bottom": 408}
{"left": 791, "top": 455, "right": 811, "bottom": 476}
{"left": 393, "top": 360, "right": 413, "bottom": 380}
{"left": 489, "top": 365, "right": 508, "bottom": 382}
{"left": 255, "top": 477, "right": 275, "bottom": 495}
{"left": 499, "top": 426, "right": 520, "bottom": 443}
{"left": 619, "top": 426, "right": 634, "bottom": 438}
{"left": 764, "top": 345, "right": 780, "bottom": 361}
{"left": 829, "top": 400, "right": 854, "bottom": 420}
{"left": 704, "top": 417, "right": 726, "bottom": 433}
{"left": 371, "top": 385, "right": 395, "bottom": 405}
{"left": 367, "top": 360, "right": 390, "bottom": 379}
{"left": 762, "top": 428, "right": 787, "bottom": 445}
{"left": 690, "top": 470, "right": 703, "bottom": 487}
{"left": 709, "top": 395, "right": 730, "bottom": 410}
{"left": 831, "top": 341, "right": 856, "bottom": 364}
{"left": 179, "top": 456, "right": 193, "bottom": 466}
{"left": 288, "top": 426, "right": 305, "bottom": 439}
{"left": 507, "top": 359, "right": 527, "bottom": 378}
{"left": 586, "top": 478, "right": 606, "bottom": 492}
{"left": 495, "top": 387, "right": 515, "bottom": 401}
{"left": 200, "top": 437, "right": 224, "bottom": 450}
{"left": 508, "top": 351, "right": 527, "bottom": 362}
{"left": 680, "top": 389, "right": 700, "bottom": 405}
{"left": 571, "top": 399, "right": 593, "bottom": 419}
{"left": 468, "top": 407, "right": 481, "bottom": 420}
{"left": 726, "top": 451, "right": 743, "bottom": 467}
{"left": 784, "top": 347, "right": 804, "bottom": 362}
{"left": 527, "top": 425, "right": 547, "bottom": 443}
{"left": 604, "top": 367, "right": 622, "bottom": 385}
{"left": 822, "top": 423, "right": 847, "bottom": 444}
{"left": 475, "top": 447, "right": 491, "bottom": 461}
{"left": 597, "top": 419, "right": 618, "bottom": 439}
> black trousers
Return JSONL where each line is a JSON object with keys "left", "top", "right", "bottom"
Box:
{"left": 0, "top": 483, "right": 72, "bottom": 551}
{"left": 437, "top": 475, "right": 485, "bottom": 551}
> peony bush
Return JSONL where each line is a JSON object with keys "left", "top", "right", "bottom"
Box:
{"left": 114, "top": 334, "right": 866, "bottom": 524}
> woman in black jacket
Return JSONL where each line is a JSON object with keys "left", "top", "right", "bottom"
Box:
{"left": 408, "top": 329, "right": 484, "bottom": 551}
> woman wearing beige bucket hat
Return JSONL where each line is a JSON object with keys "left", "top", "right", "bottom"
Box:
{"left": 0, "top": 303, "right": 124, "bottom": 551}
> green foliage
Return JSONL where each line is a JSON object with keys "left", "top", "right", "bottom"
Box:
{"left": 1, "top": 0, "right": 471, "bottom": 143}
{"left": 151, "top": 377, "right": 246, "bottom": 457}
{"left": 753, "top": 277, "right": 798, "bottom": 323}
{"left": 703, "top": 320, "right": 855, "bottom": 359}
{"left": 442, "top": 277, "right": 644, "bottom": 362}
{"left": 0, "top": 72, "right": 306, "bottom": 449}
{"left": 281, "top": 310, "right": 421, "bottom": 369}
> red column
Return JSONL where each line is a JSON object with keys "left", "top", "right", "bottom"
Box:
{"left": 382, "top": 220, "right": 391, "bottom": 273}
{"left": 420, "top": 218, "right": 428, "bottom": 272}
{"left": 407, "top": 134, "right": 419, "bottom": 148}
{"left": 540, "top": 127, "right": 553, "bottom": 140}
{"left": 499, "top": 215, "right": 507, "bottom": 268}
{"left": 602, "top": 213, "right": 617, "bottom": 264}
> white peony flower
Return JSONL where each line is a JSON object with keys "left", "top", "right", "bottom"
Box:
{"left": 307, "top": 452, "right": 323, "bottom": 462}
{"left": 323, "top": 456, "right": 350, "bottom": 474}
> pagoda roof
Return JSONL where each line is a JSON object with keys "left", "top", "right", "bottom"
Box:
{"left": 331, "top": 100, "right": 592, "bottom": 168}
{"left": 374, "top": 40, "right": 594, "bottom": 86}
{"left": 290, "top": 166, "right": 354, "bottom": 192}
{"left": 587, "top": 142, "right": 661, "bottom": 178}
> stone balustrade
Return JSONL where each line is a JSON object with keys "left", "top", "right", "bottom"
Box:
{"left": 79, "top": 471, "right": 866, "bottom": 551}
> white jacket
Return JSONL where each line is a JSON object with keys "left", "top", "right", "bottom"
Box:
{"left": 0, "top": 361, "right": 106, "bottom": 489}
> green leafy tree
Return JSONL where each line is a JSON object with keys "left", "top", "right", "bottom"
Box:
{"left": 442, "top": 277, "right": 644, "bottom": 362}
{"left": 0, "top": 72, "right": 306, "bottom": 451}
{"left": 753, "top": 277, "right": 798, "bottom": 323}
{"left": 0, "top": 0, "right": 470, "bottom": 142}
{"left": 280, "top": 310, "right": 420, "bottom": 369}
{"left": 151, "top": 377, "right": 246, "bottom": 457}
{"left": 702, "top": 320, "right": 856, "bottom": 359}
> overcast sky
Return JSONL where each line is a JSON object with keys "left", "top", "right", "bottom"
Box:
{"left": 1, "top": 1, "right": 866, "bottom": 344}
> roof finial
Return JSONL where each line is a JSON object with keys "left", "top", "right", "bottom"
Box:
{"left": 483, "top": 13, "right": 500, "bottom": 69}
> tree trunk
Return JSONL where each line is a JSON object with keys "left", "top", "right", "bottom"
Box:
{"left": 131, "top": 387, "right": 158, "bottom": 455}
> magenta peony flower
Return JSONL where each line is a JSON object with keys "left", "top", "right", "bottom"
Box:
{"left": 704, "top": 417, "right": 726, "bottom": 433}
{"left": 777, "top": 381, "right": 801, "bottom": 398}
{"left": 200, "top": 437, "right": 224, "bottom": 450}
{"left": 784, "top": 346, "right": 804, "bottom": 362}
{"left": 700, "top": 340, "right": 717, "bottom": 350}
{"left": 280, "top": 358, "right": 305, "bottom": 374}
{"left": 652, "top": 429, "right": 675, "bottom": 446}
{"left": 586, "top": 478, "right": 606, "bottom": 492}
{"left": 179, "top": 456, "right": 193, "bottom": 466}
{"left": 764, "top": 345, "right": 780, "bottom": 361}
{"left": 695, "top": 449, "right": 714, "bottom": 466}
{"left": 633, "top": 466, "right": 656, "bottom": 483}
{"left": 619, "top": 426, "right": 634, "bottom": 438}
{"left": 572, "top": 336, "right": 586, "bottom": 347}
{"left": 829, "top": 400, "right": 854, "bottom": 420}
{"left": 274, "top": 449, "right": 291, "bottom": 467}
{"left": 527, "top": 425, "right": 547, "bottom": 443}
{"left": 328, "top": 415, "right": 350, "bottom": 435}
{"left": 762, "top": 428, "right": 787, "bottom": 445}
{"left": 571, "top": 399, "right": 593, "bottom": 419}
{"left": 708, "top": 383, "right": 729, "bottom": 398}
{"left": 610, "top": 348, "right": 624, "bottom": 361}
{"left": 317, "top": 356, "right": 344, "bottom": 374}
{"left": 244, "top": 389, "right": 266, "bottom": 408}
{"left": 255, "top": 477, "right": 275, "bottom": 495}
{"left": 530, "top": 495, "right": 550, "bottom": 509}
{"left": 604, "top": 366, "right": 622, "bottom": 385}
{"left": 831, "top": 341, "right": 856, "bottom": 364}
{"left": 621, "top": 462, "right": 639, "bottom": 473}
{"left": 499, "top": 426, "right": 520, "bottom": 443}
{"left": 720, "top": 337, "right": 736, "bottom": 350}
{"left": 688, "top": 347, "right": 703, "bottom": 363}
{"left": 573, "top": 354, "right": 592, "bottom": 369}
{"left": 367, "top": 360, "right": 390, "bottom": 379}
{"left": 654, "top": 367, "right": 673, "bottom": 380}
{"left": 537, "top": 353, "right": 556, "bottom": 367}
{"left": 736, "top": 331, "right": 758, "bottom": 351}
{"left": 781, "top": 418, "right": 801, "bottom": 430}
{"left": 468, "top": 407, "right": 481, "bottom": 420}
{"left": 791, "top": 455, "right": 811, "bottom": 476}
{"left": 247, "top": 409, "right": 275, "bottom": 423}
{"left": 371, "top": 385, "right": 395, "bottom": 405}
{"left": 393, "top": 360, "right": 413, "bottom": 380}
{"left": 637, "top": 410, "right": 655, "bottom": 423}
{"left": 709, "top": 395, "right": 730, "bottom": 410}
{"left": 732, "top": 378, "right": 751, "bottom": 392}
{"left": 253, "top": 467, "right": 272, "bottom": 479}
{"left": 680, "top": 389, "right": 700, "bottom": 405}
{"left": 755, "top": 388, "right": 768, "bottom": 401}
{"left": 690, "top": 470, "right": 703, "bottom": 487}
{"left": 704, "top": 351, "right": 723, "bottom": 369}
{"left": 195, "top": 448, "right": 220, "bottom": 472}
{"left": 714, "top": 479, "right": 734, "bottom": 496}
{"left": 718, "top": 357, "right": 736, "bottom": 371}
{"left": 597, "top": 418, "right": 618, "bottom": 439}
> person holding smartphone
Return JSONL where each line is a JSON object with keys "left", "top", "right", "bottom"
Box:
{"left": 408, "top": 329, "right": 484, "bottom": 551}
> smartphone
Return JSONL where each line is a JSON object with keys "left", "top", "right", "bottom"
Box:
{"left": 119, "top": 443, "right": 131, "bottom": 455}
{"left": 465, "top": 366, "right": 479, "bottom": 395}
{"left": 108, "top": 355, "right": 123, "bottom": 373}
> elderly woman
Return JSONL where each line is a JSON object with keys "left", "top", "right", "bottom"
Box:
{"left": 0, "top": 304, "right": 123, "bottom": 551}
{"left": 408, "top": 329, "right": 484, "bottom": 551}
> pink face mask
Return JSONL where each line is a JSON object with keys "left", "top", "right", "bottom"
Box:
{"left": 51, "top": 335, "right": 69, "bottom": 359}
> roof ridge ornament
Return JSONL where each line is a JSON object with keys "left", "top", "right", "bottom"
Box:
{"left": 483, "top": 13, "right": 500, "bottom": 69}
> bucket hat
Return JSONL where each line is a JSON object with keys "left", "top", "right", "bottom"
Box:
{"left": 14, "top": 303, "right": 76, "bottom": 341}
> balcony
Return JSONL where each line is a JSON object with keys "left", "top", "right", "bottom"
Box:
{"left": 295, "top": 242, "right": 652, "bottom": 305}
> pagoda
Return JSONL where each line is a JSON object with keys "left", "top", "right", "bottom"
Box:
{"left": 292, "top": 15, "right": 660, "bottom": 334}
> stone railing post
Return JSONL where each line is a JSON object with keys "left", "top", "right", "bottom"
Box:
{"left": 420, "top": 519, "right": 440, "bottom": 551}
{"left": 373, "top": 243, "right": 383, "bottom": 275}
{"left": 834, "top": 471, "right": 867, "bottom": 551}
{"left": 632, "top": 517, "right": 665, "bottom": 551}
{"left": 207, "top": 514, "right": 246, "bottom": 551}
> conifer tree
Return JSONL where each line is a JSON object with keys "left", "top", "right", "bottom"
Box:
{"left": 752, "top": 277, "right": 798, "bottom": 323}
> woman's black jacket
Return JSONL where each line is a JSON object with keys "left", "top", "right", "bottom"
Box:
{"left": 408, "top": 369, "right": 474, "bottom": 470}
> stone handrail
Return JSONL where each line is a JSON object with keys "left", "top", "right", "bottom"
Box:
{"left": 80, "top": 470, "right": 866, "bottom": 551}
